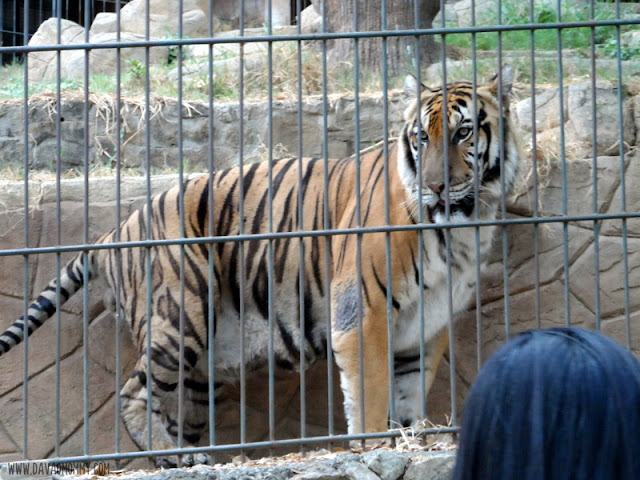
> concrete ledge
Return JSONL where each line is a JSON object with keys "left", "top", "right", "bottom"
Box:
{"left": 66, "top": 450, "right": 456, "bottom": 480}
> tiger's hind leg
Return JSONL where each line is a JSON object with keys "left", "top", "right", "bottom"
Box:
{"left": 393, "top": 329, "right": 449, "bottom": 429}
{"left": 331, "top": 281, "right": 391, "bottom": 440}
{"left": 164, "top": 368, "right": 217, "bottom": 466}
{"left": 120, "top": 330, "right": 209, "bottom": 468}
{"left": 120, "top": 355, "right": 178, "bottom": 467}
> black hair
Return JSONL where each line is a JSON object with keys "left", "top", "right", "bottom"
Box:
{"left": 452, "top": 327, "right": 640, "bottom": 480}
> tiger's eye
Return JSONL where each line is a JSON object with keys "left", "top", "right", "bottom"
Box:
{"left": 457, "top": 127, "right": 471, "bottom": 138}
{"left": 420, "top": 129, "right": 429, "bottom": 142}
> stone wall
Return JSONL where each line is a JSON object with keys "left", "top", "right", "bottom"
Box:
{"left": 0, "top": 449, "right": 457, "bottom": 480}
{"left": 1, "top": 82, "right": 636, "bottom": 172}
{"left": 61, "top": 450, "right": 457, "bottom": 480}
{"left": 0, "top": 86, "right": 637, "bottom": 469}
{"left": 0, "top": 93, "right": 408, "bottom": 172}
{"left": 27, "top": 0, "right": 295, "bottom": 84}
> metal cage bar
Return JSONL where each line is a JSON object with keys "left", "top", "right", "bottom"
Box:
{"left": 1, "top": 0, "right": 638, "bottom": 469}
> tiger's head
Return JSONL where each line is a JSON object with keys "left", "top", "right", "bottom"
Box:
{"left": 398, "top": 66, "right": 519, "bottom": 224}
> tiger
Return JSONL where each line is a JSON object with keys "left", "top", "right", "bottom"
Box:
{"left": 0, "top": 66, "right": 518, "bottom": 467}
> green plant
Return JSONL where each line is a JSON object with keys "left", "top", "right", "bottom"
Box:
{"left": 212, "top": 74, "right": 236, "bottom": 99}
{"left": 164, "top": 33, "right": 191, "bottom": 65}
{"left": 445, "top": 0, "right": 631, "bottom": 55}
{"left": 598, "top": 36, "right": 640, "bottom": 61}
{"left": 0, "top": 60, "right": 27, "bottom": 99}
{"left": 0, "top": 77, "right": 25, "bottom": 99}
{"left": 126, "top": 59, "right": 146, "bottom": 80}
{"left": 90, "top": 74, "right": 117, "bottom": 93}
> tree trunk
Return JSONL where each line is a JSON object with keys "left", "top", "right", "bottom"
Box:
{"left": 325, "top": 0, "right": 441, "bottom": 76}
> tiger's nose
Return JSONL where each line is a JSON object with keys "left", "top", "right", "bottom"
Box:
{"left": 428, "top": 182, "right": 445, "bottom": 194}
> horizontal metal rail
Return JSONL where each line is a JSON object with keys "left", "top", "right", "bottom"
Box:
{"left": 2, "top": 426, "right": 461, "bottom": 466}
{"left": 0, "top": 18, "right": 638, "bottom": 54}
{"left": 2, "top": 0, "right": 635, "bottom": 469}
{"left": 0, "top": 211, "right": 636, "bottom": 258}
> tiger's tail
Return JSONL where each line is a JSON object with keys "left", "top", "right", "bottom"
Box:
{"left": 0, "top": 250, "right": 95, "bottom": 356}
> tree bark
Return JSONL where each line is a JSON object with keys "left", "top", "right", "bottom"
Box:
{"left": 325, "top": 0, "right": 441, "bottom": 76}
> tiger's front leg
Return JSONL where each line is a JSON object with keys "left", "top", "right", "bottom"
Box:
{"left": 393, "top": 329, "right": 449, "bottom": 428}
{"left": 331, "top": 281, "right": 390, "bottom": 440}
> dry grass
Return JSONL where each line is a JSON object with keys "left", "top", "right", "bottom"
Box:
{"left": 0, "top": 39, "right": 636, "bottom": 183}
{"left": 0, "top": 163, "right": 145, "bottom": 183}
{"left": 388, "top": 418, "right": 456, "bottom": 453}
{"left": 0, "top": 40, "right": 398, "bottom": 103}
{"left": 196, "top": 41, "right": 378, "bottom": 102}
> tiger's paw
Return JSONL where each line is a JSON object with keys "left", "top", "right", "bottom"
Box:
{"left": 349, "top": 436, "right": 391, "bottom": 452}
{"left": 155, "top": 456, "right": 179, "bottom": 469}
{"left": 155, "top": 452, "right": 211, "bottom": 469}
{"left": 182, "top": 453, "right": 212, "bottom": 466}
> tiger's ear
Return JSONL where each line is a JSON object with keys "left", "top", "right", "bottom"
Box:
{"left": 488, "top": 64, "right": 514, "bottom": 110}
{"left": 403, "top": 74, "right": 429, "bottom": 100}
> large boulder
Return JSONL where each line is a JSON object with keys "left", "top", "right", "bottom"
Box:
{"left": 212, "top": 0, "right": 292, "bottom": 29}
{"left": 28, "top": 18, "right": 169, "bottom": 83}
{"left": 300, "top": 3, "right": 323, "bottom": 34}
{"left": 27, "top": 0, "right": 215, "bottom": 84}
{"left": 27, "top": 18, "right": 85, "bottom": 84}
{"left": 89, "top": 0, "right": 211, "bottom": 39}
{"left": 513, "top": 82, "right": 635, "bottom": 160}
{"left": 452, "top": 0, "right": 496, "bottom": 27}
{"left": 565, "top": 82, "right": 634, "bottom": 156}
{"left": 118, "top": 0, "right": 209, "bottom": 39}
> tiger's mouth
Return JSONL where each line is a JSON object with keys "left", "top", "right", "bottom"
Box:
{"left": 419, "top": 183, "right": 474, "bottom": 209}
{"left": 420, "top": 194, "right": 441, "bottom": 209}
{"left": 420, "top": 191, "right": 476, "bottom": 218}
{"left": 422, "top": 195, "right": 445, "bottom": 205}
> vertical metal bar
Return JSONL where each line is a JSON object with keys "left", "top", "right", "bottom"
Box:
{"left": 82, "top": 0, "right": 91, "bottom": 455}
{"left": 413, "top": 0, "right": 428, "bottom": 423}
{"left": 589, "top": 0, "right": 601, "bottom": 331}
{"left": 320, "top": 0, "right": 335, "bottom": 439}
{"left": 381, "top": 0, "right": 396, "bottom": 432}
{"left": 54, "top": 0, "right": 63, "bottom": 457}
{"left": 295, "top": 0, "right": 307, "bottom": 447}
{"left": 114, "top": 0, "right": 124, "bottom": 463}
{"left": 266, "top": 0, "right": 276, "bottom": 445}
{"left": 177, "top": 0, "right": 186, "bottom": 457}
{"left": 354, "top": 0, "right": 366, "bottom": 441}
{"left": 554, "top": 1, "right": 571, "bottom": 326}
{"left": 238, "top": 0, "right": 247, "bottom": 448}
{"left": 439, "top": 0, "right": 458, "bottom": 428}
{"left": 144, "top": 0, "right": 153, "bottom": 457}
{"left": 21, "top": 0, "right": 30, "bottom": 460}
{"left": 613, "top": 0, "right": 631, "bottom": 349}
{"left": 496, "top": 0, "right": 511, "bottom": 341}
{"left": 206, "top": 0, "right": 216, "bottom": 451}
{"left": 470, "top": 0, "right": 483, "bottom": 370}
{"left": 12, "top": 0, "right": 17, "bottom": 63}
{"left": 0, "top": 3, "right": 4, "bottom": 65}
{"left": 529, "top": 0, "right": 541, "bottom": 330}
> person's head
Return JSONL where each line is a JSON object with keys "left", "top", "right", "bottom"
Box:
{"left": 452, "top": 327, "right": 640, "bottom": 480}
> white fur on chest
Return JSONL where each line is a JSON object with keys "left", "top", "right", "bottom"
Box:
{"left": 208, "top": 296, "right": 273, "bottom": 382}
{"left": 393, "top": 225, "right": 493, "bottom": 354}
{"left": 393, "top": 269, "right": 474, "bottom": 355}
